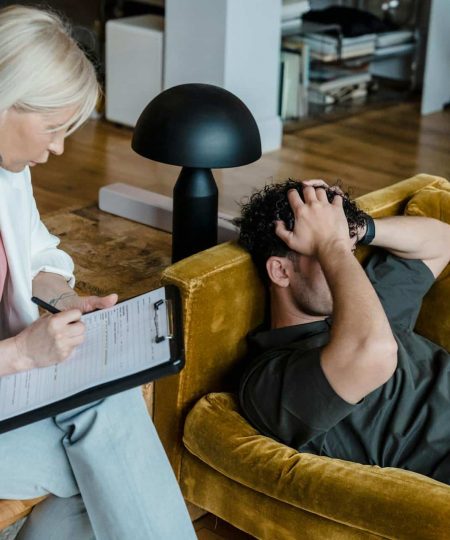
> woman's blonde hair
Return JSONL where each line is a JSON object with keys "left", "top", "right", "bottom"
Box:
{"left": 0, "top": 4, "right": 100, "bottom": 134}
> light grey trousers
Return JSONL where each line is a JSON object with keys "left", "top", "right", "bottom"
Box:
{"left": 0, "top": 388, "right": 196, "bottom": 540}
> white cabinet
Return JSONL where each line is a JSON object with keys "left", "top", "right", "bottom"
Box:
{"left": 106, "top": 14, "right": 164, "bottom": 127}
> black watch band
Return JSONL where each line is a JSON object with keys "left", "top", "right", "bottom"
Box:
{"left": 360, "top": 215, "right": 375, "bottom": 245}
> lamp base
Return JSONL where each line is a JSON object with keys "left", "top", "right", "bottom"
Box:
{"left": 98, "top": 182, "right": 238, "bottom": 242}
{"left": 172, "top": 167, "right": 220, "bottom": 262}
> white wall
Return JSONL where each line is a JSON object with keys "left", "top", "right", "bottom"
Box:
{"left": 421, "top": 0, "right": 450, "bottom": 114}
{"left": 164, "top": 0, "right": 283, "bottom": 153}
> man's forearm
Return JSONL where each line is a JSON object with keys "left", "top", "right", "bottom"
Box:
{"left": 317, "top": 242, "right": 397, "bottom": 403}
{"left": 372, "top": 216, "right": 450, "bottom": 257}
{"left": 32, "top": 272, "right": 77, "bottom": 308}
{"left": 318, "top": 242, "right": 392, "bottom": 345}
{"left": 369, "top": 216, "right": 450, "bottom": 278}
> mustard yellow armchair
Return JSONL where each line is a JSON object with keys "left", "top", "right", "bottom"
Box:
{"left": 156, "top": 174, "right": 450, "bottom": 540}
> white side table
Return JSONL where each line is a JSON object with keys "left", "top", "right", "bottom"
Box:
{"left": 106, "top": 14, "right": 164, "bottom": 127}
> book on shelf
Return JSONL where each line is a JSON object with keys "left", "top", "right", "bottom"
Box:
{"left": 308, "top": 82, "right": 368, "bottom": 105}
{"left": 375, "top": 29, "right": 414, "bottom": 49}
{"left": 283, "top": 33, "right": 376, "bottom": 61}
{"left": 309, "top": 70, "right": 371, "bottom": 93}
{"left": 279, "top": 50, "right": 302, "bottom": 119}
{"left": 373, "top": 42, "right": 416, "bottom": 58}
{"left": 305, "top": 32, "right": 376, "bottom": 46}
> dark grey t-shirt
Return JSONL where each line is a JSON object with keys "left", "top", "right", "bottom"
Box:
{"left": 239, "top": 251, "right": 450, "bottom": 484}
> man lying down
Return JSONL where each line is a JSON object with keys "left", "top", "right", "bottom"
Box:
{"left": 236, "top": 179, "right": 450, "bottom": 484}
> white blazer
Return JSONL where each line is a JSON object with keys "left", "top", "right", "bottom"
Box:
{"left": 0, "top": 166, "right": 75, "bottom": 339}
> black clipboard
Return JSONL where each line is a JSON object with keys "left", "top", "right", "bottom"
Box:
{"left": 0, "top": 285, "right": 184, "bottom": 434}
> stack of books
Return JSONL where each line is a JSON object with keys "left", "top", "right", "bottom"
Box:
{"left": 374, "top": 29, "right": 415, "bottom": 58}
{"left": 376, "top": 29, "right": 414, "bottom": 48}
{"left": 308, "top": 64, "right": 371, "bottom": 105}
{"left": 283, "top": 32, "right": 376, "bottom": 62}
{"left": 309, "top": 82, "right": 369, "bottom": 105}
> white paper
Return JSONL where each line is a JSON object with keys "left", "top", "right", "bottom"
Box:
{"left": 0, "top": 288, "right": 172, "bottom": 421}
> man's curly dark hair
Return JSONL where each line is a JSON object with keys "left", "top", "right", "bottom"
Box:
{"left": 235, "top": 179, "right": 368, "bottom": 281}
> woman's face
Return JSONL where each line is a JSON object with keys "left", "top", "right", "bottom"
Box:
{"left": 0, "top": 106, "right": 76, "bottom": 173}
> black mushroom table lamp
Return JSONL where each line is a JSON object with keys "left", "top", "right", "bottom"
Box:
{"left": 131, "top": 83, "right": 262, "bottom": 263}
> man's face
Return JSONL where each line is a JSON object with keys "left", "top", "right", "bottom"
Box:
{"left": 287, "top": 234, "right": 357, "bottom": 317}
{"left": 288, "top": 254, "right": 333, "bottom": 317}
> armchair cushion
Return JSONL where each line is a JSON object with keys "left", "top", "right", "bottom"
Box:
{"left": 405, "top": 183, "right": 450, "bottom": 222}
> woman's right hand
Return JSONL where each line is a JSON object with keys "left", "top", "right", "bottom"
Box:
{"left": 14, "top": 310, "right": 85, "bottom": 370}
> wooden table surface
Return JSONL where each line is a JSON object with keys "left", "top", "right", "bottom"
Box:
{"left": 43, "top": 204, "right": 172, "bottom": 300}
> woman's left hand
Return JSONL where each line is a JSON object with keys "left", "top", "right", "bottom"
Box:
{"left": 58, "top": 292, "right": 118, "bottom": 314}
{"left": 32, "top": 272, "right": 118, "bottom": 314}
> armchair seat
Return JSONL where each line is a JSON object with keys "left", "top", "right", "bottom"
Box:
{"left": 183, "top": 392, "right": 450, "bottom": 539}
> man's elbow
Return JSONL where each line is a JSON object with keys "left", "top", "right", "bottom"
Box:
{"left": 361, "top": 336, "right": 398, "bottom": 386}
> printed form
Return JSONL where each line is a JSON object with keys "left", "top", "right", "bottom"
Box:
{"left": 0, "top": 288, "right": 171, "bottom": 421}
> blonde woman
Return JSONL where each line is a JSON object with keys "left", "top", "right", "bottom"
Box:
{"left": 0, "top": 6, "right": 195, "bottom": 540}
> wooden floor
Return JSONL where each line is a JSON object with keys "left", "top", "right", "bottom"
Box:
{"left": 28, "top": 100, "right": 449, "bottom": 540}
{"left": 32, "top": 101, "right": 450, "bottom": 216}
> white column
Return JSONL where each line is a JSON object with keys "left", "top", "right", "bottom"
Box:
{"left": 421, "top": 0, "right": 450, "bottom": 115}
{"left": 164, "top": 0, "right": 283, "bottom": 153}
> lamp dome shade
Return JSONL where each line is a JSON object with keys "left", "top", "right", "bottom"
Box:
{"left": 132, "top": 83, "right": 262, "bottom": 168}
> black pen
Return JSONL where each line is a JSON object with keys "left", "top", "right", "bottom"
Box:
{"left": 31, "top": 296, "right": 61, "bottom": 314}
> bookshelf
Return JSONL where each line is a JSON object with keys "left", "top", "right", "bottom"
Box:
{"left": 279, "top": 4, "right": 420, "bottom": 123}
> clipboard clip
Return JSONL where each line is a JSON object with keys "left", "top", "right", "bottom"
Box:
{"left": 153, "top": 299, "right": 175, "bottom": 343}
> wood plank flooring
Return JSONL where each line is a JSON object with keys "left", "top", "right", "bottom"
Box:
{"left": 32, "top": 101, "right": 450, "bottom": 216}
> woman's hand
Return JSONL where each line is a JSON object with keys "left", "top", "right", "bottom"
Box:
{"left": 13, "top": 310, "right": 85, "bottom": 371}
{"left": 53, "top": 292, "right": 118, "bottom": 314}
{"left": 32, "top": 272, "right": 118, "bottom": 314}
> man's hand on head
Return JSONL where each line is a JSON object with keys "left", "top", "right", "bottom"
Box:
{"left": 300, "top": 180, "right": 367, "bottom": 244}
{"left": 301, "top": 179, "right": 331, "bottom": 190}
{"left": 274, "top": 186, "right": 353, "bottom": 258}
{"left": 301, "top": 179, "right": 342, "bottom": 195}
{"left": 301, "top": 179, "right": 329, "bottom": 187}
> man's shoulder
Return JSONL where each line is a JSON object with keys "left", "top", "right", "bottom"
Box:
{"left": 364, "top": 249, "right": 434, "bottom": 279}
{"left": 240, "top": 330, "right": 330, "bottom": 391}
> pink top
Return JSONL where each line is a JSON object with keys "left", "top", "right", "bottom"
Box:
{"left": 0, "top": 235, "right": 8, "bottom": 300}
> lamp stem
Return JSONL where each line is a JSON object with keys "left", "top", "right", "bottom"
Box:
{"left": 172, "top": 167, "right": 218, "bottom": 262}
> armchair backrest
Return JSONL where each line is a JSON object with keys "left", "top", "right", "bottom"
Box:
{"left": 156, "top": 173, "right": 448, "bottom": 478}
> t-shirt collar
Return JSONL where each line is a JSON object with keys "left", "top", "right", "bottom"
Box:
{"left": 248, "top": 317, "right": 332, "bottom": 354}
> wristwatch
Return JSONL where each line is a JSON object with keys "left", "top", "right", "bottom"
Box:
{"left": 359, "top": 215, "right": 376, "bottom": 245}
